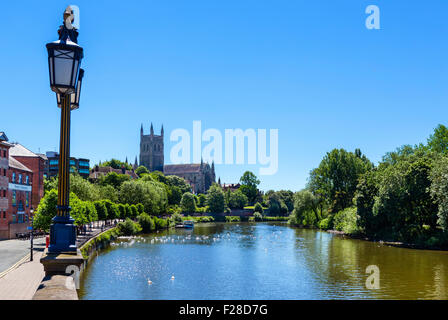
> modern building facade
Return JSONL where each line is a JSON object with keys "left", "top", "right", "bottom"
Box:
{"left": 139, "top": 123, "right": 216, "bottom": 194}
{"left": 44, "top": 151, "right": 90, "bottom": 179}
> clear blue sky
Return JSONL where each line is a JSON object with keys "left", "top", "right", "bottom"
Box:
{"left": 1, "top": 0, "right": 447, "bottom": 191}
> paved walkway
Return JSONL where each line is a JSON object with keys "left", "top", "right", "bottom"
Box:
{"left": 0, "top": 222, "right": 118, "bottom": 300}
{"left": 0, "top": 250, "right": 45, "bottom": 300}
{"left": 0, "top": 237, "right": 46, "bottom": 274}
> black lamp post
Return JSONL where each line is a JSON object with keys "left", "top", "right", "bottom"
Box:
{"left": 30, "top": 207, "right": 34, "bottom": 261}
{"left": 46, "top": 7, "right": 84, "bottom": 253}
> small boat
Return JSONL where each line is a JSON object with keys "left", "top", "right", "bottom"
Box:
{"left": 183, "top": 220, "right": 194, "bottom": 228}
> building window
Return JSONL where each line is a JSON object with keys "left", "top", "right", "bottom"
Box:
{"left": 26, "top": 192, "right": 29, "bottom": 207}
{"left": 26, "top": 176, "right": 29, "bottom": 185}
{"left": 12, "top": 172, "right": 15, "bottom": 183}
{"left": 49, "top": 160, "right": 58, "bottom": 165}
{"left": 19, "top": 174, "right": 22, "bottom": 184}
{"left": 2, "top": 211, "right": 5, "bottom": 219}
{"left": 12, "top": 191, "right": 16, "bottom": 206}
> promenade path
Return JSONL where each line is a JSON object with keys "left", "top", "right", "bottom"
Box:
{"left": 0, "top": 221, "right": 117, "bottom": 300}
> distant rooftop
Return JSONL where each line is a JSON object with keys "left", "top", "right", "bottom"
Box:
{"left": 10, "top": 143, "right": 47, "bottom": 160}
{"left": 9, "top": 156, "right": 32, "bottom": 172}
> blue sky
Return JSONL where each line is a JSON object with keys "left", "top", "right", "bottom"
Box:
{"left": 1, "top": 0, "right": 447, "bottom": 191}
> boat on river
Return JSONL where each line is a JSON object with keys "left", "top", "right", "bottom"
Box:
{"left": 175, "top": 220, "right": 195, "bottom": 229}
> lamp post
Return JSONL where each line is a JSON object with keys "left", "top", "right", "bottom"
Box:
{"left": 46, "top": 7, "right": 84, "bottom": 253}
{"left": 30, "top": 207, "right": 34, "bottom": 261}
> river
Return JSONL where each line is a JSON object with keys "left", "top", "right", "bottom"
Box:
{"left": 78, "top": 222, "right": 448, "bottom": 300}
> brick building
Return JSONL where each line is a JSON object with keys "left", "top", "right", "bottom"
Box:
{"left": 0, "top": 132, "right": 11, "bottom": 239}
{"left": 0, "top": 135, "right": 45, "bottom": 239}
{"left": 9, "top": 143, "right": 47, "bottom": 209}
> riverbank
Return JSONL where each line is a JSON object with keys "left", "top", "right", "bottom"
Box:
{"left": 323, "top": 229, "right": 448, "bottom": 251}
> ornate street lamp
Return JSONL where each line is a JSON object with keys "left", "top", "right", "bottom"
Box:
{"left": 46, "top": 7, "right": 84, "bottom": 253}
{"left": 56, "top": 68, "right": 84, "bottom": 110}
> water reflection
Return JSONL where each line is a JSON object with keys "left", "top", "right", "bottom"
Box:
{"left": 78, "top": 223, "right": 448, "bottom": 300}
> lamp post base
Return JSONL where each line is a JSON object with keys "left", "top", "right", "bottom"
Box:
{"left": 48, "top": 216, "right": 77, "bottom": 253}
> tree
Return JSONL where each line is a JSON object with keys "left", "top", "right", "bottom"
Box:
{"left": 228, "top": 189, "right": 248, "bottom": 209}
{"left": 291, "top": 190, "right": 319, "bottom": 226}
{"left": 207, "top": 184, "right": 225, "bottom": 213}
{"left": 97, "top": 184, "right": 118, "bottom": 202}
{"left": 99, "top": 172, "right": 131, "bottom": 189}
{"left": 429, "top": 156, "right": 448, "bottom": 231}
{"left": 135, "top": 165, "right": 150, "bottom": 176}
{"left": 197, "top": 194, "right": 207, "bottom": 207}
{"left": 254, "top": 202, "right": 263, "bottom": 214}
{"left": 308, "top": 148, "right": 373, "bottom": 213}
{"left": 165, "top": 175, "right": 192, "bottom": 194}
{"left": 34, "top": 189, "right": 58, "bottom": 231}
{"left": 101, "top": 159, "right": 132, "bottom": 170}
{"left": 138, "top": 213, "right": 155, "bottom": 233}
{"left": 239, "top": 171, "right": 260, "bottom": 204}
{"left": 427, "top": 124, "right": 448, "bottom": 154}
{"left": 166, "top": 185, "right": 182, "bottom": 205}
{"left": 180, "top": 192, "right": 197, "bottom": 214}
{"left": 372, "top": 150, "right": 438, "bottom": 241}
{"left": 119, "top": 180, "right": 168, "bottom": 215}
{"left": 94, "top": 201, "right": 108, "bottom": 222}
{"left": 103, "top": 200, "right": 119, "bottom": 221}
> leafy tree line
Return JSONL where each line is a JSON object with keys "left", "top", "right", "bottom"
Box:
{"left": 289, "top": 125, "right": 448, "bottom": 248}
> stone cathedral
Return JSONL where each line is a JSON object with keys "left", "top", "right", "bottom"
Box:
{"left": 139, "top": 123, "right": 216, "bottom": 194}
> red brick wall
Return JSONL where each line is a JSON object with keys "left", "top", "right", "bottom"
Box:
{"left": 11, "top": 156, "right": 45, "bottom": 210}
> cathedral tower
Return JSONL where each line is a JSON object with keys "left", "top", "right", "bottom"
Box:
{"left": 139, "top": 123, "right": 164, "bottom": 172}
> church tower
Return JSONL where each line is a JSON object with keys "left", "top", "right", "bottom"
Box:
{"left": 139, "top": 123, "right": 164, "bottom": 172}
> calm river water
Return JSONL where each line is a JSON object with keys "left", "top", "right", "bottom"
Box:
{"left": 78, "top": 222, "right": 448, "bottom": 300}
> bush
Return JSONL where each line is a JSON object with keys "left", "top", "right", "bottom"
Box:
{"left": 333, "top": 207, "right": 360, "bottom": 234}
{"left": 180, "top": 192, "right": 197, "bottom": 214}
{"left": 117, "top": 218, "right": 142, "bottom": 236}
{"left": 318, "top": 216, "right": 333, "bottom": 230}
{"left": 153, "top": 216, "right": 168, "bottom": 229}
{"left": 138, "top": 213, "right": 155, "bottom": 233}
{"left": 254, "top": 202, "right": 263, "bottom": 214}
{"left": 225, "top": 216, "right": 241, "bottom": 223}
{"left": 171, "top": 212, "right": 183, "bottom": 224}
{"left": 253, "top": 212, "right": 263, "bottom": 221}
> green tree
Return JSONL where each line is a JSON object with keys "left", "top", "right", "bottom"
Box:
{"left": 254, "top": 202, "right": 263, "bottom": 214}
{"left": 135, "top": 165, "right": 150, "bottom": 176}
{"left": 228, "top": 189, "right": 248, "bottom": 209}
{"left": 93, "top": 200, "right": 108, "bottom": 222}
{"left": 308, "top": 148, "right": 373, "bottom": 213}
{"left": 207, "top": 184, "right": 225, "bottom": 213}
{"left": 372, "top": 150, "right": 438, "bottom": 241}
{"left": 119, "top": 180, "right": 168, "bottom": 215}
{"left": 99, "top": 172, "right": 131, "bottom": 189}
{"left": 291, "top": 190, "right": 319, "bottom": 227}
{"left": 197, "top": 194, "right": 207, "bottom": 207}
{"left": 34, "top": 189, "right": 58, "bottom": 231}
{"left": 101, "top": 159, "right": 132, "bottom": 170}
{"left": 429, "top": 156, "right": 448, "bottom": 231}
{"left": 239, "top": 171, "right": 260, "bottom": 204}
{"left": 427, "top": 124, "right": 448, "bottom": 154}
{"left": 138, "top": 213, "right": 155, "bottom": 233}
{"left": 180, "top": 192, "right": 197, "bottom": 214}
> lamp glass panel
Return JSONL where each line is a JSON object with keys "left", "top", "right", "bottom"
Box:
{"left": 54, "top": 56, "right": 74, "bottom": 86}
